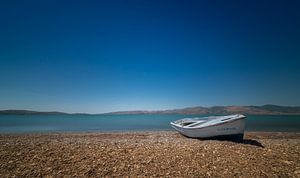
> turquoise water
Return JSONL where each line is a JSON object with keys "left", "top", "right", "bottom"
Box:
{"left": 0, "top": 114, "right": 299, "bottom": 133}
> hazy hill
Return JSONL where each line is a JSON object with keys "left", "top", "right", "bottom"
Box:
{"left": 1, "top": 105, "right": 300, "bottom": 115}
{"left": 0, "top": 110, "right": 67, "bottom": 115}
{"left": 107, "top": 105, "right": 300, "bottom": 115}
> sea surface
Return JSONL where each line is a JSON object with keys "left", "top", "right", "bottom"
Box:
{"left": 0, "top": 114, "right": 300, "bottom": 133}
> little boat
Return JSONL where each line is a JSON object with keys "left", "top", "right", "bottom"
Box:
{"left": 170, "top": 114, "right": 246, "bottom": 140}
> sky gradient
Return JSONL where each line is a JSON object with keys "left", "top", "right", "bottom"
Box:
{"left": 0, "top": 0, "right": 300, "bottom": 113}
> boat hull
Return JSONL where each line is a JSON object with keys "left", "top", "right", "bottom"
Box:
{"left": 171, "top": 117, "right": 245, "bottom": 139}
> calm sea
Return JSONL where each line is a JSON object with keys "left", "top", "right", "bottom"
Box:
{"left": 0, "top": 114, "right": 299, "bottom": 133}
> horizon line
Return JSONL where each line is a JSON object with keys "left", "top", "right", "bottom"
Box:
{"left": 1, "top": 104, "right": 300, "bottom": 115}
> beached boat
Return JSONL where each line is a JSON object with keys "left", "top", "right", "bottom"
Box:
{"left": 170, "top": 114, "right": 246, "bottom": 139}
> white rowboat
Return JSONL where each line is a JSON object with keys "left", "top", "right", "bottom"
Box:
{"left": 170, "top": 114, "right": 246, "bottom": 139}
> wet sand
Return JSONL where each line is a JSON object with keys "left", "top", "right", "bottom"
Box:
{"left": 0, "top": 131, "right": 299, "bottom": 177}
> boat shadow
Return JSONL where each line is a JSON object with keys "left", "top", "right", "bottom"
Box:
{"left": 240, "top": 139, "right": 264, "bottom": 148}
{"left": 207, "top": 137, "right": 265, "bottom": 148}
{"left": 187, "top": 134, "right": 264, "bottom": 148}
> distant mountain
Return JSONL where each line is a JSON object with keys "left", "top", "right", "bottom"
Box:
{"left": 106, "top": 105, "right": 300, "bottom": 115}
{"left": 1, "top": 105, "right": 300, "bottom": 115}
{"left": 0, "top": 110, "right": 68, "bottom": 115}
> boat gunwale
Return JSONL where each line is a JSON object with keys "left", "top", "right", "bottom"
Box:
{"left": 170, "top": 115, "right": 246, "bottom": 130}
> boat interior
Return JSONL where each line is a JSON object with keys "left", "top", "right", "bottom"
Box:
{"left": 172, "top": 114, "right": 244, "bottom": 128}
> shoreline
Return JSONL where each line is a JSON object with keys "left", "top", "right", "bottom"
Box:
{"left": 1, "top": 131, "right": 299, "bottom": 177}
{"left": 1, "top": 130, "right": 300, "bottom": 135}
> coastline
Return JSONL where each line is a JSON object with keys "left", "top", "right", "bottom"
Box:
{"left": 1, "top": 131, "right": 299, "bottom": 177}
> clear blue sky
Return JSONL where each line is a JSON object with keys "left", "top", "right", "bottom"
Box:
{"left": 0, "top": 0, "right": 299, "bottom": 113}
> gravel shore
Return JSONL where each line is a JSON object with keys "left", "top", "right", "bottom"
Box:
{"left": 0, "top": 131, "right": 299, "bottom": 177}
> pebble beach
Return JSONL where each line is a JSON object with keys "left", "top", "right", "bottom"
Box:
{"left": 0, "top": 131, "right": 299, "bottom": 177}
